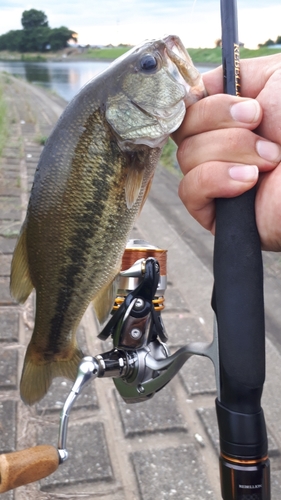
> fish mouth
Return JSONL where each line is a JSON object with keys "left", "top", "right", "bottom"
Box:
{"left": 163, "top": 35, "right": 206, "bottom": 104}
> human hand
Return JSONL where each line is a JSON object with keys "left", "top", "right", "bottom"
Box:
{"left": 173, "top": 54, "right": 281, "bottom": 251}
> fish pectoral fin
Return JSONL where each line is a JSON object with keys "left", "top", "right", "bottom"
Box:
{"left": 20, "top": 345, "right": 83, "bottom": 405}
{"left": 125, "top": 167, "right": 145, "bottom": 209}
{"left": 138, "top": 175, "right": 154, "bottom": 214}
{"left": 10, "top": 223, "right": 34, "bottom": 303}
{"left": 92, "top": 275, "right": 119, "bottom": 325}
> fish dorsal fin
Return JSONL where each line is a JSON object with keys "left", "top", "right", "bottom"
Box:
{"left": 92, "top": 275, "right": 119, "bottom": 325}
{"left": 125, "top": 167, "right": 145, "bottom": 209}
{"left": 10, "top": 223, "right": 34, "bottom": 303}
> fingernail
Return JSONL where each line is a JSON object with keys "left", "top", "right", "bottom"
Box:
{"left": 230, "top": 100, "right": 260, "bottom": 123}
{"left": 229, "top": 165, "right": 259, "bottom": 182}
{"left": 256, "top": 140, "right": 281, "bottom": 162}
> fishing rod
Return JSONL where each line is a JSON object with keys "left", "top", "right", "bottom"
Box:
{"left": 0, "top": 6, "right": 272, "bottom": 497}
{"left": 213, "top": 0, "right": 271, "bottom": 497}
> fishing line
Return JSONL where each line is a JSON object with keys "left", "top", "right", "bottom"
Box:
{"left": 190, "top": 0, "right": 198, "bottom": 16}
{"left": 189, "top": 0, "right": 199, "bottom": 36}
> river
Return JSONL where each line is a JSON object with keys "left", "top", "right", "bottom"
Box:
{"left": 0, "top": 59, "right": 212, "bottom": 102}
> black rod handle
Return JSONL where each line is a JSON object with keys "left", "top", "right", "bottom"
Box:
{"left": 215, "top": 0, "right": 265, "bottom": 417}
{"left": 213, "top": 0, "right": 270, "bottom": 498}
{"left": 213, "top": 191, "right": 265, "bottom": 413}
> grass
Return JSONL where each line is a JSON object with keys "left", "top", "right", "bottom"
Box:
{"left": 1, "top": 45, "right": 281, "bottom": 64}
{"left": 81, "top": 45, "right": 281, "bottom": 65}
{"left": 0, "top": 50, "right": 50, "bottom": 61}
{"left": 0, "top": 46, "right": 132, "bottom": 62}
{"left": 85, "top": 46, "right": 131, "bottom": 60}
{"left": 187, "top": 47, "right": 222, "bottom": 64}
{"left": 187, "top": 46, "right": 281, "bottom": 64}
{"left": 35, "top": 134, "right": 48, "bottom": 145}
{"left": 73, "top": 45, "right": 281, "bottom": 64}
{"left": 21, "top": 53, "right": 47, "bottom": 62}
{"left": 0, "top": 80, "right": 7, "bottom": 157}
{"left": 160, "top": 138, "right": 182, "bottom": 178}
{"left": 240, "top": 46, "right": 281, "bottom": 58}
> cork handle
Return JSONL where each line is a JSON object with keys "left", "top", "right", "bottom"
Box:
{"left": 0, "top": 445, "right": 59, "bottom": 493}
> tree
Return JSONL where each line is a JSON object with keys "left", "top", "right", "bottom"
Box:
{"left": 48, "top": 27, "right": 77, "bottom": 51}
{"left": 0, "top": 10, "right": 77, "bottom": 52}
{"left": 21, "top": 9, "right": 48, "bottom": 30}
{"left": 0, "top": 30, "right": 23, "bottom": 51}
{"left": 258, "top": 38, "right": 275, "bottom": 48}
{"left": 21, "top": 27, "right": 50, "bottom": 52}
{"left": 264, "top": 39, "right": 275, "bottom": 46}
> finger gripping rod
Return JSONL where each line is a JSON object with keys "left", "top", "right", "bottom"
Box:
{"left": 213, "top": 0, "right": 270, "bottom": 498}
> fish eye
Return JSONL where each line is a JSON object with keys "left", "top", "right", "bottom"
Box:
{"left": 140, "top": 54, "right": 158, "bottom": 71}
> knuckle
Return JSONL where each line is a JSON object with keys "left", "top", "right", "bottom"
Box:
{"left": 176, "top": 138, "right": 193, "bottom": 172}
{"left": 224, "top": 127, "right": 252, "bottom": 151}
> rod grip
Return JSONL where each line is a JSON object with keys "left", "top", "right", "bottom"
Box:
{"left": 213, "top": 191, "right": 265, "bottom": 413}
{"left": 0, "top": 445, "right": 59, "bottom": 493}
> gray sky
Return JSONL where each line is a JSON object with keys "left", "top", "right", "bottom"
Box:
{"left": 1, "top": 0, "right": 280, "bottom": 48}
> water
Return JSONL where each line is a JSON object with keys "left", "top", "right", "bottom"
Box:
{"left": 0, "top": 59, "right": 211, "bottom": 102}
{"left": 0, "top": 60, "right": 110, "bottom": 102}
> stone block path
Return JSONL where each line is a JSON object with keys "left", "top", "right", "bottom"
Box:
{"left": 1, "top": 73, "right": 281, "bottom": 499}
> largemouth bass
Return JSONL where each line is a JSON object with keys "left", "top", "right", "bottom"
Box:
{"left": 10, "top": 35, "right": 205, "bottom": 405}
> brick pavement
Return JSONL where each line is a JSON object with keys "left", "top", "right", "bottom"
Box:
{"left": 1, "top": 73, "right": 281, "bottom": 499}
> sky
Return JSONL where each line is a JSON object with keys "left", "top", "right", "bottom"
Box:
{"left": 0, "top": 0, "right": 281, "bottom": 49}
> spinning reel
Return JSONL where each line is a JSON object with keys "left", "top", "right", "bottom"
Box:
{"left": 58, "top": 239, "right": 220, "bottom": 462}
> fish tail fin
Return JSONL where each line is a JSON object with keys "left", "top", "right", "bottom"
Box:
{"left": 20, "top": 345, "right": 83, "bottom": 405}
{"left": 10, "top": 223, "right": 34, "bottom": 303}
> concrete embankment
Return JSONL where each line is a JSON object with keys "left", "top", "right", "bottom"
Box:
{"left": 1, "top": 73, "right": 281, "bottom": 499}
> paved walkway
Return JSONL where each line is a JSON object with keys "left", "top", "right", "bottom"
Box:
{"left": 1, "top": 73, "right": 281, "bottom": 499}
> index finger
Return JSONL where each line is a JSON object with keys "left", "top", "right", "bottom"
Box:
{"left": 172, "top": 94, "right": 261, "bottom": 146}
{"left": 203, "top": 54, "right": 281, "bottom": 98}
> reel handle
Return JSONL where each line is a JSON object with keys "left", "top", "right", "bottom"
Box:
{"left": 0, "top": 445, "right": 59, "bottom": 493}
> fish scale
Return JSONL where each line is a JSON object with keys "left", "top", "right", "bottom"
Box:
{"left": 10, "top": 35, "right": 206, "bottom": 405}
